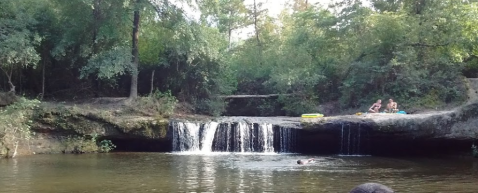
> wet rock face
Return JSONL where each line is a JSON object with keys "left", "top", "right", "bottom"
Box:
{"left": 349, "top": 183, "right": 394, "bottom": 193}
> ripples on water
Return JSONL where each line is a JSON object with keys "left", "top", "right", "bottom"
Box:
{"left": 1, "top": 153, "right": 477, "bottom": 193}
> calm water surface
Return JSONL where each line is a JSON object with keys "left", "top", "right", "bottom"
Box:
{"left": 1, "top": 153, "right": 477, "bottom": 192}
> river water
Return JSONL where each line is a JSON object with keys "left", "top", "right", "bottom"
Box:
{"left": 1, "top": 153, "right": 477, "bottom": 193}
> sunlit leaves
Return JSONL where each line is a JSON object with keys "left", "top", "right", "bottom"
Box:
{"left": 80, "top": 46, "right": 133, "bottom": 79}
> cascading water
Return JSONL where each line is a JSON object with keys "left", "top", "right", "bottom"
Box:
{"left": 200, "top": 122, "right": 219, "bottom": 152}
{"left": 339, "top": 123, "right": 367, "bottom": 155}
{"left": 172, "top": 121, "right": 217, "bottom": 152}
{"left": 172, "top": 122, "right": 201, "bottom": 152}
{"left": 171, "top": 120, "right": 297, "bottom": 153}
{"left": 277, "top": 126, "right": 296, "bottom": 153}
{"left": 258, "top": 123, "right": 274, "bottom": 152}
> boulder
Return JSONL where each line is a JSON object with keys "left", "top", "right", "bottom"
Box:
{"left": 349, "top": 183, "right": 394, "bottom": 193}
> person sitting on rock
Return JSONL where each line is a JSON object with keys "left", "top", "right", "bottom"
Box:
{"left": 297, "top": 158, "right": 315, "bottom": 165}
{"left": 368, "top": 99, "right": 382, "bottom": 113}
{"left": 385, "top": 99, "right": 398, "bottom": 113}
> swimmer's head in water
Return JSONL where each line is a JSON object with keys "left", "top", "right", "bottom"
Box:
{"left": 297, "top": 160, "right": 301, "bottom": 164}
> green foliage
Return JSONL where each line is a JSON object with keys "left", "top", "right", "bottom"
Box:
{"left": 61, "top": 133, "right": 115, "bottom": 153}
{"left": 0, "top": 0, "right": 42, "bottom": 92}
{"left": 98, "top": 139, "right": 116, "bottom": 153}
{"left": 0, "top": 97, "right": 40, "bottom": 156}
{"left": 132, "top": 90, "right": 178, "bottom": 117}
{"left": 278, "top": 95, "right": 318, "bottom": 116}
{"left": 1, "top": 0, "right": 477, "bottom": 116}
{"left": 0, "top": 98, "right": 40, "bottom": 139}
{"left": 80, "top": 46, "right": 133, "bottom": 79}
{"left": 61, "top": 134, "right": 98, "bottom": 154}
{"left": 194, "top": 98, "right": 228, "bottom": 117}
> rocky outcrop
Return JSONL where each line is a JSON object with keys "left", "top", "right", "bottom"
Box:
{"left": 4, "top": 79, "right": 478, "bottom": 157}
{"left": 23, "top": 102, "right": 170, "bottom": 155}
{"left": 300, "top": 103, "right": 478, "bottom": 140}
{"left": 298, "top": 79, "right": 478, "bottom": 155}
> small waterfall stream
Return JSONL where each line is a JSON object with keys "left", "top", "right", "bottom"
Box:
{"left": 200, "top": 122, "right": 219, "bottom": 152}
{"left": 171, "top": 120, "right": 297, "bottom": 153}
{"left": 339, "top": 123, "right": 367, "bottom": 155}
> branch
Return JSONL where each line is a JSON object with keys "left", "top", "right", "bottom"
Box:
{"left": 217, "top": 94, "right": 293, "bottom": 99}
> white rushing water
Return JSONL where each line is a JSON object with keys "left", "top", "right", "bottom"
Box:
{"left": 172, "top": 121, "right": 219, "bottom": 153}
{"left": 172, "top": 121, "right": 296, "bottom": 153}
{"left": 200, "top": 122, "right": 219, "bottom": 152}
{"left": 173, "top": 122, "right": 201, "bottom": 152}
{"left": 258, "top": 123, "right": 274, "bottom": 153}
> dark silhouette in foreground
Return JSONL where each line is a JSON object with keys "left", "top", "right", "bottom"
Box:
{"left": 297, "top": 158, "right": 315, "bottom": 165}
{"left": 349, "top": 183, "right": 394, "bottom": 193}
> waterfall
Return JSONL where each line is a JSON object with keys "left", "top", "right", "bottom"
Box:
{"left": 347, "top": 124, "right": 351, "bottom": 154}
{"left": 172, "top": 120, "right": 296, "bottom": 153}
{"left": 172, "top": 121, "right": 218, "bottom": 152}
{"left": 258, "top": 123, "right": 274, "bottom": 152}
{"left": 172, "top": 122, "right": 201, "bottom": 152}
{"left": 278, "top": 126, "right": 296, "bottom": 153}
{"left": 200, "top": 122, "right": 219, "bottom": 152}
{"left": 339, "top": 123, "right": 365, "bottom": 155}
{"left": 340, "top": 123, "right": 344, "bottom": 153}
{"left": 238, "top": 122, "right": 252, "bottom": 152}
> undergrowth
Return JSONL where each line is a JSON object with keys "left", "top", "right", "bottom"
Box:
{"left": 0, "top": 97, "right": 40, "bottom": 157}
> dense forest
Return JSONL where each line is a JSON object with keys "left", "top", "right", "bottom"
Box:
{"left": 1, "top": 0, "right": 478, "bottom": 116}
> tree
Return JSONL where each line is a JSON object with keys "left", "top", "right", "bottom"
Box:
{"left": 219, "top": 0, "right": 250, "bottom": 47}
{"left": 130, "top": 0, "right": 141, "bottom": 98}
{"left": 0, "top": 0, "right": 41, "bottom": 93}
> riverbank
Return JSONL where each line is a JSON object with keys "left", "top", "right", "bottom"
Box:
{"left": 1, "top": 79, "right": 478, "bottom": 157}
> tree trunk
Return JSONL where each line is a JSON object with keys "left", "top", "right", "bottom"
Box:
{"left": 41, "top": 61, "right": 45, "bottom": 100}
{"left": 150, "top": 69, "right": 155, "bottom": 95}
{"left": 0, "top": 67, "right": 15, "bottom": 93}
{"left": 130, "top": 0, "right": 141, "bottom": 99}
{"left": 92, "top": 0, "right": 102, "bottom": 50}
{"left": 228, "top": 9, "right": 232, "bottom": 48}
{"left": 253, "top": 0, "right": 261, "bottom": 46}
{"left": 19, "top": 68, "right": 22, "bottom": 94}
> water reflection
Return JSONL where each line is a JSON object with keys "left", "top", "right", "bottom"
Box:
{"left": 173, "top": 155, "right": 218, "bottom": 191}
{"left": 1, "top": 153, "right": 478, "bottom": 192}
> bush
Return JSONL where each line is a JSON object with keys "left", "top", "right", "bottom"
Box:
{"left": 278, "top": 95, "right": 318, "bottom": 116}
{"left": 98, "top": 139, "right": 116, "bottom": 153}
{"left": 60, "top": 135, "right": 98, "bottom": 154}
{"left": 0, "top": 97, "right": 40, "bottom": 157}
{"left": 132, "top": 90, "right": 178, "bottom": 117}
{"left": 194, "top": 98, "right": 228, "bottom": 116}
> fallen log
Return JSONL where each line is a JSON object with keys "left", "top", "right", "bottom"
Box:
{"left": 217, "top": 94, "right": 292, "bottom": 99}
